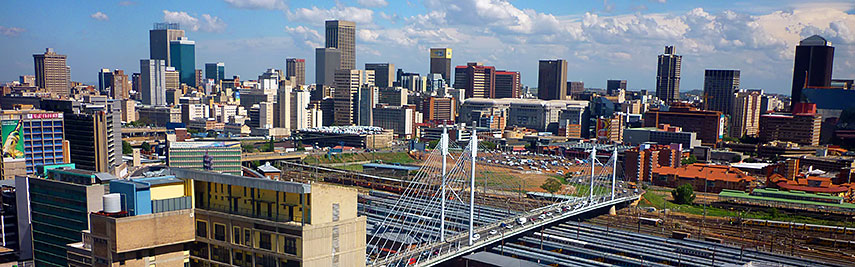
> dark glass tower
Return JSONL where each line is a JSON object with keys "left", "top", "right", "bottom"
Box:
{"left": 791, "top": 35, "right": 834, "bottom": 104}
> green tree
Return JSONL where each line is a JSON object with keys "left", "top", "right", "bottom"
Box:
{"left": 722, "top": 136, "right": 739, "bottom": 143}
{"left": 427, "top": 140, "right": 439, "bottom": 149}
{"left": 681, "top": 155, "right": 698, "bottom": 165}
{"left": 480, "top": 141, "right": 497, "bottom": 150}
{"left": 540, "top": 178, "right": 563, "bottom": 194}
{"left": 671, "top": 184, "right": 696, "bottom": 205}
{"left": 122, "top": 140, "right": 133, "bottom": 154}
{"left": 241, "top": 143, "right": 257, "bottom": 153}
{"left": 141, "top": 142, "right": 151, "bottom": 152}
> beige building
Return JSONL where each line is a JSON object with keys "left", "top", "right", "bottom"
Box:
{"left": 334, "top": 69, "right": 374, "bottom": 126}
{"left": 732, "top": 90, "right": 762, "bottom": 137}
{"left": 33, "top": 48, "right": 70, "bottom": 98}
{"left": 165, "top": 67, "right": 180, "bottom": 90}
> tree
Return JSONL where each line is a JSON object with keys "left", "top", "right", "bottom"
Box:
{"left": 427, "top": 140, "right": 439, "bottom": 149}
{"left": 140, "top": 142, "right": 151, "bottom": 152}
{"left": 540, "top": 178, "right": 563, "bottom": 195}
{"left": 722, "top": 136, "right": 739, "bottom": 143}
{"left": 480, "top": 141, "right": 497, "bottom": 150}
{"left": 241, "top": 142, "right": 258, "bottom": 153}
{"left": 122, "top": 140, "right": 133, "bottom": 154}
{"left": 671, "top": 184, "right": 696, "bottom": 205}
{"left": 681, "top": 155, "right": 698, "bottom": 165}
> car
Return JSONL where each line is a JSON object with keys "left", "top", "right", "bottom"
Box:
{"left": 516, "top": 217, "right": 527, "bottom": 225}
{"left": 472, "top": 233, "right": 481, "bottom": 240}
{"left": 538, "top": 214, "right": 547, "bottom": 220}
{"left": 489, "top": 230, "right": 498, "bottom": 235}
{"left": 546, "top": 212, "right": 554, "bottom": 217}
{"left": 505, "top": 223, "right": 514, "bottom": 229}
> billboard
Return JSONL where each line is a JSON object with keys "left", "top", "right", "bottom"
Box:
{"left": 1, "top": 119, "right": 25, "bottom": 159}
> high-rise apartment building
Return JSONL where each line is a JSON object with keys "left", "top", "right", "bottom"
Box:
{"left": 495, "top": 71, "right": 521, "bottom": 98}
{"left": 277, "top": 85, "right": 293, "bottom": 129}
{"left": 656, "top": 46, "right": 682, "bottom": 103}
{"left": 205, "top": 62, "right": 225, "bottom": 83}
{"left": 624, "top": 145, "right": 681, "bottom": 182}
{"left": 732, "top": 90, "right": 762, "bottom": 137}
{"left": 334, "top": 70, "right": 374, "bottom": 126}
{"left": 791, "top": 35, "right": 835, "bottom": 104}
{"left": 149, "top": 22, "right": 185, "bottom": 66}
{"left": 64, "top": 106, "right": 121, "bottom": 173}
{"left": 113, "top": 70, "right": 130, "bottom": 100}
{"left": 537, "top": 59, "right": 568, "bottom": 100}
{"left": 759, "top": 103, "right": 822, "bottom": 146}
{"left": 140, "top": 59, "right": 167, "bottom": 106}
{"left": 98, "top": 68, "right": 114, "bottom": 95}
{"left": 607, "top": 80, "right": 627, "bottom": 96}
{"left": 33, "top": 48, "right": 70, "bottom": 98}
{"left": 315, "top": 48, "right": 342, "bottom": 86}
{"left": 286, "top": 58, "right": 305, "bottom": 86}
{"left": 454, "top": 62, "right": 496, "bottom": 99}
{"left": 422, "top": 97, "right": 456, "bottom": 123}
{"left": 430, "top": 48, "right": 453, "bottom": 81}
{"left": 169, "top": 37, "right": 196, "bottom": 86}
{"left": 291, "top": 88, "right": 312, "bottom": 129}
{"left": 165, "top": 67, "right": 180, "bottom": 90}
{"left": 365, "top": 63, "right": 395, "bottom": 88}
{"left": 325, "top": 20, "right": 356, "bottom": 70}
{"left": 703, "top": 69, "right": 740, "bottom": 115}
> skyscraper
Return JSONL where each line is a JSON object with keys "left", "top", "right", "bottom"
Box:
{"left": 537, "top": 59, "right": 568, "bottom": 100}
{"left": 169, "top": 37, "right": 196, "bottom": 86}
{"left": 140, "top": 59, "right": 167, "bottom": 106}
{"left": 732, "top": 90, "right": 762, "bottom": 137}
{"left": 791, "top": 35, "right": 834, "bottom": 104}
{"left": 656, "top": 46, "right": 682, "bottom": 103}
{"left": 315, "top": 48, "right": 341, "bottom": 86}
{"left": 325, "top": 20, "right": 356, "bottom": 70}
{"left": 205, "top": 62, "right": 224, "bottom": 82}
{"left": 111, "top": 70, "right": 130, "bottom": 100}
{"left": 454, "top": 63, "right": 496, "bottom": 99}
{"left": 430, "top": 48, "right": 452, "bottom": 81}
{"left": 495, "top": 71, "right": 521, "bottom": 98}
{"left": 567, "top": 81, "right": 585, "bottom": 99}
{"left": 33, "top": 48, "right": 70, "bottom": 98}
{"left": 365, "top": 63, "right": 395, "bottom": 88}
{"left": 149, "top": 23, "right": 185, "bottom": 66}
{"left": 703, "top": 69, "right": 740, "bottom": 116}
{"left": 286, "top": 58, "right": 305, "bottom": 86}
{"left": 334, "top": 69, "right": 374, "bottom": 126}
{"left": 98, "top": 68, "right": 114, "bottom": 95}
{"left": 607, "top": 80, "right": 627, "bottom": 96}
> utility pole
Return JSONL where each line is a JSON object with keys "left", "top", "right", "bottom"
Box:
{"left": 469, "top": 127, "right": 477, "bottom": 246}
{"left": 440, "top": 127, "right": 448, "bottom": 242}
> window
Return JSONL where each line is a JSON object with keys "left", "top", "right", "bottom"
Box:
{"left": 244, "top": 229, "right": 252, "bottom": 246}
{"left": 196, "top": 220, "right": 207, "bottom": 238}
{"left": 259, "top": 232, "right": 272, "bottom": 250}
{"left": 233, "top": 226, "right": 241, "bottom": 244}
{"left": 332, "top": 203, "right": 340, "bottom": 222}
{"left": 284, "top": 237, "right": 297, "bottom": 255}
{"left": 214, "top": 223, "right": 226, "bottom": 241}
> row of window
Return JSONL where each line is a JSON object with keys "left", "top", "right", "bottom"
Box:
{"left": 196, "top": 220, "right": 298, "bottom": 255}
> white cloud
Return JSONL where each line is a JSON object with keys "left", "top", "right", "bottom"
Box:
{"left": 287, "top": 5, "right": 375, "bottom": 26}
{"left": 0, "top": 26, "right": 25, "bottom": 37}
{"left": 285, "top": 26, "right": 323, "bottom": 48}
{"left": 358, "top": 0, "right": 389, "bottom": 8}
{"left": 90, "top": 11, "right": 109, "bottom": 21}
{"left": 162, "top": 10, "right": 227, "bottom": 33}
{"left": 223, "top": 0, "right": 287, "bottom": 10}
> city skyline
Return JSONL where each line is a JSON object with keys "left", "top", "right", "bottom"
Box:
{"left": 1, "top": 0, "right": 854, "bottom": 94}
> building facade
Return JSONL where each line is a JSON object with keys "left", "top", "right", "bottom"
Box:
{"left": 149, "top": 23, "right": 185, "bottom": 66}
{"left": 495, "top": 71, "right": 521, "bottom": 99}
{"left": 454, "top": 63, "right": 496, "bottom": 99}
{"left": 140, "top": 59, "right": 167, "bottom": 106}
{"left": 732, "top": 90, "right": 762, "bottom": 137}
{"left": 205, "top": 62, "right": 225, "bottom": 83}
{"left": 315, "top": 48, "right": 341, "bottom": 87}
{"left": 0, "top": 109, "right": 67, "bottom": 177}
{"left": 167, "top": 141, "right": 241, "bottom": 175}
{"left": 430, "top": 48, "right": 452, "bottom": 81}
{"left": 537, "top": 59, "right": 568, "bottom": 100}
{"left": 286, "top": 58, "right": 305, "bottom": 86}
{"left": 33, "top": 48, "right": 70, "bottom": 98}
{"left": 624, "top": 145, "right": 681, "bottom": 182}
{"left": 791, "top": 35, "right": 834, "bottom": 104}
{"left": 325, "top": 20, "right": 356, "bottom": 70}
{"left": 759, "top": 104, "right": 822, "bottom": 146}
{"left": 643, "top": 104, "right": 724, "bottom": 147}
{"left": 365, "top": 63, "right": 395, "bottom": 88}
{"left": 703, "top": 69, "right": 740, "bottom": 115}
{"left": 655, "top": 46, "right": 682, "bottom": 103}
{"left": 333, "top": 70, "right": 374, "bottom": 126}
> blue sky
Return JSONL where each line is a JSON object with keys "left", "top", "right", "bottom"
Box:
{"left": 2, "top": 0, "right": 854, "bottom": 94}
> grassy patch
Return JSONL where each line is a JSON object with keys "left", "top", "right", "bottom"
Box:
{"left": 302, "top": 152, "right": 415, "bottom": 165}
{"left": 565, "top": 182, "right": 610, "bottom": 197}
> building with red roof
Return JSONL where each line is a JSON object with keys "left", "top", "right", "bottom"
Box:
{"left": 651, "top": 163, "right": 757, "bottom": 193}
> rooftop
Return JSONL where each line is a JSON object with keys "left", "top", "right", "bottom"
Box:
{"left": 654, "top": 164, "right": 756, "bottom": 183}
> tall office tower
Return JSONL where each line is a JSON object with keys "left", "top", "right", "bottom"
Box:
{"left": 567, "top": 81, "right": 585, "bottom": 98}
{"left": 169, "top": 37, "right": 196, "bottom": 86}
{"left": 149, "top": 22, "right": 185, "bottom": 66}
{"left": 422, "top": 97, "right": 456, "bottom": 123}
{"left": 656, "top": 46, "right": 682, "bottom": 103}
{"left": 537, "top": 59, "right": 568, "bottom": 100}
{"left": 194, "top": 69, "right": 203, "bottom": 88}
{"left": 111, "top": 70, "right": 130, "bottom": 100}
{"left": 358, "top": 86, "right": 379, "bottom": 126}
{"left": 98, "top": 68, "right": 114, "bottom": 95}
{"left": 65, "top": 110, "right": 114, "bottom": 172}
{"left": 291, "top": 88, "right": 312, "bottom": 129}
{"left": 365, "top": 63, "right": 395, "bottom": 88}
{"left": 132, "top": 73, "right": 141, "bottom": 97}
{"left": 325, "top": 20, "right": 356, "bottom": 70}
{"left": 0, "top": 110, "right": 67, "bottom": 177}
{"left": 259, "top": 68, "right": 280, "bottom": 96}
{"left": 454, "top": 62, "right": 496, "bottom": 99}
{"left": 732, "top": 90, "right": 762, "bottom": 137}
{"left": 315, "top": 48, "right": 342, "bottom": 86}
{"left": 33, "top": 48, "right": 70, "bottom": 98}
{"left": 607, "top": 80, "right": 627, "bottom": 96}
{"left": 791, "top": 35, "right": 835, "bottom": 104}
{"left": 277, "top": 85, "right": 293, "bottom": 129}
{"left": 703, "top": 69, "right": 740, "bottom": 115}
{"left": 334, "top": 69, "right": 374, "bottom": 126}
{"left": 203, "top": 63, "right": 223, "bottom": 85}
{"left": 286, "top": 58, "right": 305, "bottom": 86}
{"left": 140, "top": 59, "right": 167, "bottom": 106}
{"left": 164, "top": 67, "right": 180, "bottom": 90}
{"left": 430, "top": 48, "right": 453, "bottom": 81}
{"left": 495, "top": 71, "right": 521, "bottom": 98}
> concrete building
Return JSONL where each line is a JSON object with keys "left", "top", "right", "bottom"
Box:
{"left": 495, "top": 71, "right": 521, "bottom": 98}
{"left": 138, "top": 106, "right": 181, "bottom": 126}
{"left": 537, "top": 59, "right": 568, "bottom": 100}
{"left": 149, "top": 22, "right": 185, "bottom": 66}
{"left": 315, "top": 48, "right": 341, "bottom": 86}
{"left": 703, "top": 69, "right": 740, "bottom": 115}
{"left": 732, "top": 90, "right": 762, "bottom": 137}
{"left": 277, "top": 85, "right": 293, "bottom": 129}
{"left": 459, "top": 98, "right": 588, "bottom": 133}
{"left": 180, "top": 103, "right": 209, "bottom": 123}
{"left": 373, "top": 105, "right": 415, "bottom": 138}
{"left": 623, "top": 124, "right": 702, "bottom": 149}
{"left": 63, "top": 102, "right": 122, "bottom": 174}
{"left": 121, "top": 99, "right": 137, "bottom": 123}
{"left": 165, "top": 67, "right": 180, "bottom": 90}
{"left": 358, "top": 86, "right": 379, "bottom": 126}
{"left": 259, "top": 68, "right": 280, "bottom": 95}
{"left": 286, "top": 58, "right": 305, "bottom": 86}
{"left": 0, "top": 109, "right": 67, "bottom": 177}
{"left": 430, "top": 48, "right": 452, "bottom": 81}
{"left": 378, "top": 87, "right": 408, "bottom": 107}
{"left": 140, "top": 59, "right": 167, "bottom": 106}
{"left": 606, "top": 80, "right": 626, "bottom": 96}
{"left": 653, "top": 164, "right": 756, "bottom": 193}
{"left": 791, "top": 35, "right": 834, "bottom": 104}
{"left": 454, "top": 62, "right": 496, "bottom": 99}
{"left": 325, "top": 20, "right": 356, "bottom": 70}
{"left": 167, "top": 141, "right": 241, "bottom": 175}
{"left": 422, "top": 97, "right": 456, "bottom": 123}
{"left": 624, "top": 144, "right": 681, "bottom": 182}
{"left": 656, "top": 46, "right": 682, "bottom": 103}
{"left": 205, "top": 62, "right": 225, "bottom": 83}
{"left": 567, "top": 81, "right": 584, "bottom": 99}
{"left": 759, "top": 103, "right": 822, "bottom": 146}
{"left": 249, "top": 102, "right": 275, "bottom": 129}
{"left": 643, "top": 103, "right": 725, "bottom": 147}
{"left": 334, "top": 69, "right": 374, "bottom": 126}
{"left": 295, "top": 126, "right": 393, "bottom": 149}
{"left": 33, "top": 48, "right": 70, "bottom": 98}
{"left": 169, "top": 37, "right": 196, "bottom": 86}
{"left": 291, "top": 88, "right": 312, "bottom": 130}
{"left": 365, "top": 63, "right": 395, "bottom": 88}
